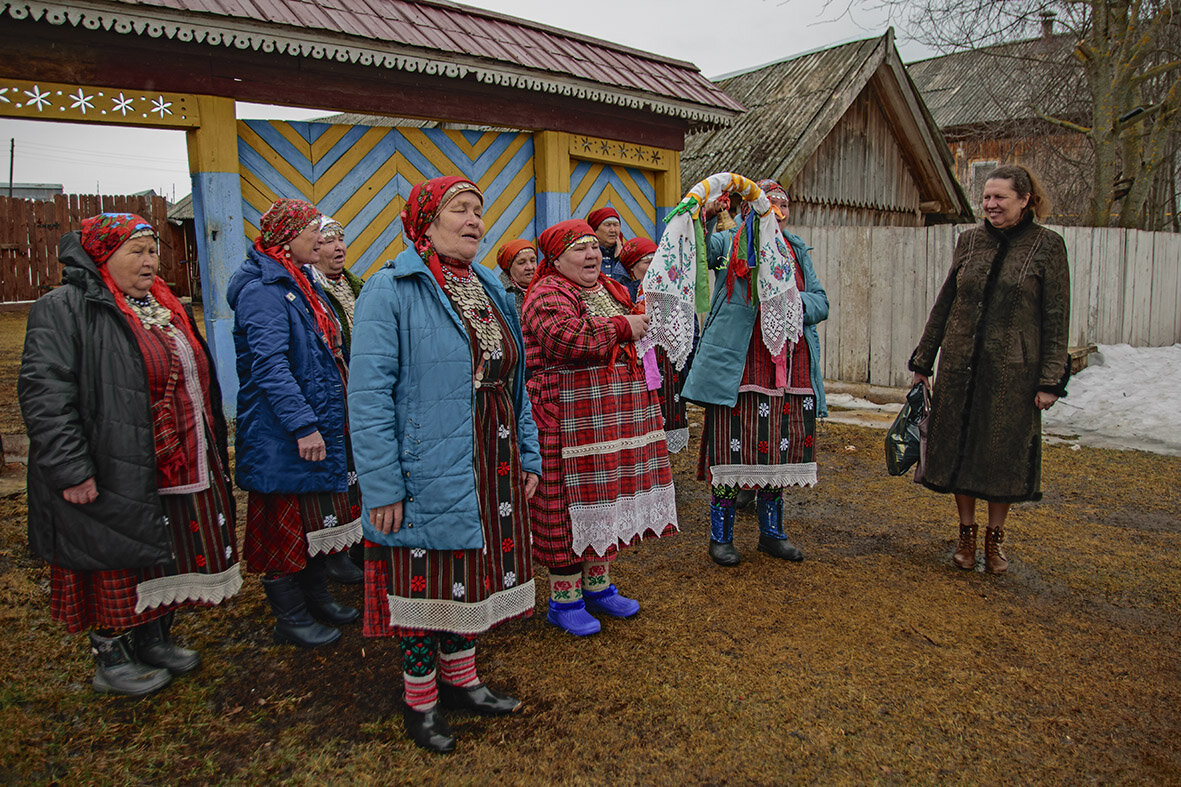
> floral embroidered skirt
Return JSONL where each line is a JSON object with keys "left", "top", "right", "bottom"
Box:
{"left": 698, "top": 390, "right": 818, "bottom": 489}
{"left": 656, "top": 348, "right": 689, "bottom": 454}
{"left": 244, "top": 472, "right": 362, "bottom": 575}
{"left": 50, "top": 447, "right": 241, "bottom": 633}
{"left": 362, "top": 383, "right": 535, "bottom": 638}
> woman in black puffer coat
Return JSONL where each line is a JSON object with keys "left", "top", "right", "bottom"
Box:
{"left": 20, "top": 213, "right": 240, "bottom": 697}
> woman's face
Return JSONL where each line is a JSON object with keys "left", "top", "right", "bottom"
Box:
{"left": 509, "top": 248, "right": 537, "bottom": 288}
{"left": 630, "top": 254, "right": 654, "bottom": 281}
{"left": 316, "top": 235, "right": 348, "bottom": 278}
{"left": 288, "top": 222, "right": 323, "bottom": 266}
{"left": 982, "top": 178, "right": 1030, "bottom": 229}
{"left": 553, "top": 239, "right": 603, "bottom": 288}
{"left": 769, "top": 195, "right": 791, "bottom": 230}
{"left": 426, "top": 192, "right": 485, "bottom": 261}
{"left": 106, "top": 235, "right": 159, "bottom": 299}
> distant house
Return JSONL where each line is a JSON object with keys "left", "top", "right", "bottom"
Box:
{"left": 0, "top": 183, "right": 63, "bottom": 200}
{"left": 682, "top": 30, "right": 972, "bottom": 226}
{"left": 908, "top": 27, "right": 1090, "bottom": 224}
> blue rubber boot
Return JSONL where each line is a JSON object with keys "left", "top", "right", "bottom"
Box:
{"left": 709, "top": 502, "right": 740, "bottom": 566}
{"left": 756, "top": 489, "right": 803, "bottom": 562}
{"left": 546, "top": 599, "right": 601, "bottom": 636}
{"left": 583, "top": 584, "right": 640, "bottom": 618}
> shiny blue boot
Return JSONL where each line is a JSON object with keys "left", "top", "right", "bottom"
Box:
{"left": 709, "top": 502, "right": 740, "bottom": 566}
{"left": 583, "top": 584, "right": 640, "bottom": 618}
{"left": 756, "top": 489, "right": 803, "bottom": 561}
{"left": 546, "top": 599, "right": 601, "bottom": 636}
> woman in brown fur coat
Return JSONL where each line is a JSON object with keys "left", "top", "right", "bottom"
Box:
{"left": 909, "top": 164, "right": 1070, "bottom": 575}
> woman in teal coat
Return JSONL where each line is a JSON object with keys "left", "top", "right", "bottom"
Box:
{"left": 684, "top": 180, "right": 829, "bottom": 566}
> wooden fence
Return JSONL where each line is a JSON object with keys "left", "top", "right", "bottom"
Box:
{"left": 804, "top": 224, "right": 1181, "bottom": 388}
{"left": 0, "top": 194, "right": 179, "bottom": 303}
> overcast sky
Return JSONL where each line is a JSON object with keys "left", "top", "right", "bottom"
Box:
{"left": 0, "top": 0, "right": 930, "bottom": 198}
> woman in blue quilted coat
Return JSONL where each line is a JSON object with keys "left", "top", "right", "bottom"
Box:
{"left": 349, "top": 176, "right": 541, "bottom": 754}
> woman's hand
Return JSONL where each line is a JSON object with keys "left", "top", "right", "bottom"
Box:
{"left": 370, "top": 501, "right": 403, "bottom": 534}
{"left": 625, "top": 313, "right": 651, "bottom": 341}
{"left": 62, "top": 477, "right": 98, "bottom": 505}
{"left": 1035, "top": 391, "right": 1059, "bottom": 410}
{"left": 524, "top": 472, "right": 540, "bottom": 500}
{"left": 912, "top": 372, "right": 931, "bottom": 390}
{"left": 297, "top": 430, "right": 327, "bottom": 462}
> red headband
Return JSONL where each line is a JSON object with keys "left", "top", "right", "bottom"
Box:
{"left": 587, "top": 207, "right": 621, "bottom": 230}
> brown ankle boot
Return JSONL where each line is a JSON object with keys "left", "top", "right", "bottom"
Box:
{"left": 953, "top": 524, "right": 977, "bottom": 570}
{"left": 984, "top": 527, "right": 1008, "bottom": 574}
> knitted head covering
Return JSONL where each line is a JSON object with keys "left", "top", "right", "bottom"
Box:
{"left": 319, "top": 214, "right": 345, "bottom": 241}
{"left": 401, "top": 176, "right": 483, "bottom": 288}
{"left": 260, "top": 199, "right": 320, "bottom": 248}
{"left": 618, "top": 237, "right": 657, "bottom": 271}
{"left": 586, "top": 207, "right": 621, "bottom": 230}
{"left": 496, "top": 239, "right": 534, "bottom": 271}
{"left": 80, "top": 213, "right": 156, "bottom": 265}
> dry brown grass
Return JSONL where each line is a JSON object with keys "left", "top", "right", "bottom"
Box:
{"left": 1, "top": 306, "right": 1179, "bottom": 784}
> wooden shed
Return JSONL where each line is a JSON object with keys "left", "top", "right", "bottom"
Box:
{"left": 682, "top": 30, "right": 972, "bottom": 226}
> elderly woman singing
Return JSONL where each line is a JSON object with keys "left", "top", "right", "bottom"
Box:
{"left": 522, "top": 219, "right": 678, "bottom": 639}
{"left": 349, "top": 176, "right": 541, "bottom": 754}
{"left": 20, "top": 213, "right": 240, "bottom": 696}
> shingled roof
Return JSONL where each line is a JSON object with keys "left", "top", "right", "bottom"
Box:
{"left": 682, "top": 30, "right": 971, "bottom": 219}
{"left": 908, "top": 33, "right": 1085, "bottom": 135}
{"left": 5, "top": 0, "right": 743, "bottom": 127}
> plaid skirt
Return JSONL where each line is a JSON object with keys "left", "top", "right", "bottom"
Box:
{"left": 529, "top": 362, "right": 678, "bottom": 567}
{"left": 244, "top": 475, "right": 362, "bottom": 574}
{"left": 50, "top": 446, "right": 240, "bottom": 634}
{"left": 698, "top": 390, "right": 818, "bottom": 489}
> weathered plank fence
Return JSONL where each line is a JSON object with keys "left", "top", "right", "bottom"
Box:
{"left": 0, "top": 194, "right": 178, "bottom": 303}
{"left": 804, "top": 224, "right": 1181, "bottom": 388}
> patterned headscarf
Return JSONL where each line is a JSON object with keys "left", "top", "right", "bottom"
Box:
{"left": 401, "top": 176, "right": 483, "bottom": 288}
{"left": 496, "top": 239, "right": 534, "bottom": 271}
{"left": 586, "top": 207, "right": 621, "bottom": 230}
{"left": 260, "top": 198, "right": 320, "bottom": 247}
{"left": 319, "top": 214, "right": 345, "bottom": 241}
{"left": 532, "top": 218, "right": 635, "bottom": 309}
{"left": 618, "top": 237, "right": 657, "bottom": 271}
{"left": 253, "top": 199, "right": 339, "bottom": 349}
{"left": 757, "top": 179, "right": 788, "bottom": 200}
{"left": 81, "top": 213, "right": 156, "bottom": 265}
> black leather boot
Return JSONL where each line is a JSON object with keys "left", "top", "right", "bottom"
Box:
{"left": 438, "top": 682, "right": 522, "bottom": 716}
{"left": 403, "top": 704, "right": 457, "bottom": 753}
{"left": 297, "top": 557, "right": 360, "bottom": 625}
{"left": 324, "top": 549, "right": 364, "bottom": 585}
{"left": 135, "top": 611, "right": 201, "bottom": 676}
{"left": 90, "top": 631, "right": 172, "bottom": 696}
{"left": 262, "top": 574, "right": 341, "bottom": 647}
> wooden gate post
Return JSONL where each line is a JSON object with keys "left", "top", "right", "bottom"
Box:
{"left": 186, "top": 95, "right": 245, "bottom": 416}
{"left": 533, "top": 131, "right": 571, "bottom": 231}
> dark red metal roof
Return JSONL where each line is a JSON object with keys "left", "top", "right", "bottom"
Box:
{"left": 77, "top": 0, "right": 744, "bottom": 121}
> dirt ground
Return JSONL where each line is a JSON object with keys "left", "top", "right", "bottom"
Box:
{"left": 1, "top": 305, "right": 1179, "bottom": 784}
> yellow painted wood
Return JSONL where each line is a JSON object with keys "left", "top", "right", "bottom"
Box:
{"left": 0, "top": 78, "right": 200, "bottom": 128}
{"left": 655, "top": 152, "right": 683, "bottom": 207}
{"left": 401, "top": 129, "right": 459, "bottom": 178}
{"left": 310, "top": 124, "right": 353, "bottom": 162}
{"left": 446, "top": 128, "right": 499, "bottom": 160}
{"left": 186, "top": 95, "right": 237, "bottom": 174}
{"left": 318, "top": 126, "right": 392, "bottom": 198}
{"left": 331, "top": 154, "right": 401, "bottom": 229}
{"left": 533, "top": 130, "right": 571, "bottom": 192}
{"left": 569, "top": 162, "right": 603, "bottom": 207}
{"left": 568, "top": 133, "right": 671, "bottom": 171}
{"left": 236, "top": 121, "right": 313, "bottom": 195}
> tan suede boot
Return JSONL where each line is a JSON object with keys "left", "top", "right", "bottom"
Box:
{"left": 984, "top": 527, "right": 1009, "bottom": 574}
{"left": 953, "top": 523, "right": 977, "bottom": 570}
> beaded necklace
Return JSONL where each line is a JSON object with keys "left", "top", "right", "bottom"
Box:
{"left": 580, "top": 284, "right": 628, "bottom": 318}
{"left": 440, "top": 264, "right": 504, "bottom": 362}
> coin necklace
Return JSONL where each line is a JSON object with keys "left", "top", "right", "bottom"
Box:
{"left": 440, "top": 265, "right": 504, "bottom": 366}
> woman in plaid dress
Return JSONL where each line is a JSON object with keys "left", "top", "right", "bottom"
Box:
{"left": 522, "top": 219, "right": 678, "bottom": 638}
{"left": 20, "top": 213, "right": 240, "bottom": 697}
{"left": 349, "top": 176, "right": 541, "bottom": 754}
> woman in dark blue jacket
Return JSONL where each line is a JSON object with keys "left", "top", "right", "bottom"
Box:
{"left": 227, "top": 199, "right": 361, "bottom": 648}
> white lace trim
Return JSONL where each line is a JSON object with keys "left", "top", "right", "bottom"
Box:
{"left": 306, "top": 515, "right": 363, "bottom": 556}
{"left": 135, "top": 562, "right": 243, "bottom": 613}
{"left": 570, "top": 482, "right": 679, "bottom": 557}
{"left": 561, "top": 429, "right": 667, "bottom": 460}
{"left": 665, "top": 427, "right": 690, "bottom": 454}
{"left": 638, "top": 289, "right": 696, "bottom": 371}
{"left": 157, "top": 330, "right": 211, "bottom": 495}
{"left": 386, "top": 579, "right": 535, "bottom": 636}
{"left": 758, "top": 289, "right": 805, "bottom": 360}
{"left": 709, "top": 462, "right": 817, "bottom": 489}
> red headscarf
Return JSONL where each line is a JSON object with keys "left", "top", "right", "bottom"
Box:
{"left": 531, "top": 218, "right": 637, "bottom": 311}
{"left": 253, "top": 198, "right": 339, "bottom": 349}
{"left": 586, "top": 207, "right": 621, "bottom": 230}
{"left": 81, "top": 213, "right": 200, "bottom": 352}
{"left": 618, "top": 237, "right": 657, "bottom": 271}
{"left": 401, "top": 176, "right": 484, "bottom": 288}
{"left": 496, "top": 239, "right": 534, "bottom": 271}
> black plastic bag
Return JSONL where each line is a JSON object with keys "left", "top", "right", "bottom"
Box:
{"left": 885, "top": 383, "right": 930, "bottom": 476}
